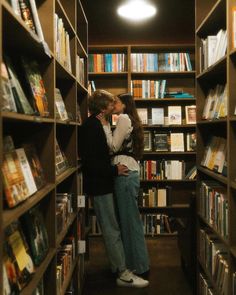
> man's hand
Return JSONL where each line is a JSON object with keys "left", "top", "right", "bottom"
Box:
{"left": 96, "top": 113, "right": 109, "bottom": 125}
{"left": 117, "top": 164, "right": 129, "bottom": 176}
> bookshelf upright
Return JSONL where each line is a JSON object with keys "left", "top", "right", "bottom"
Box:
{"left": 0, "top": 0, "right": 88, "bottom": 294}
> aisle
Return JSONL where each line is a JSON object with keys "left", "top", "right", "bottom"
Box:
{"left": 83, "top": 236, "right": 193, "bottom": 295}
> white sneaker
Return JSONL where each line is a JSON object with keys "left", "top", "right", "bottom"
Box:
{"left": 116, "top": 269, "right": 149, "bottom": 288}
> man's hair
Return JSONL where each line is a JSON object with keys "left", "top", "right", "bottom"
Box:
{"left": 88, "top": 90, "right": 114, "bottom": 114}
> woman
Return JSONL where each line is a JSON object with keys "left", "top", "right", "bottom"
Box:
{"left": 98, "top": 93, "right": 150, "bottom": 275}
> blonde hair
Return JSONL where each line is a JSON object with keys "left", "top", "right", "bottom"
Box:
{"left": 88, "top": 90, "right": 114, "bottom": 114}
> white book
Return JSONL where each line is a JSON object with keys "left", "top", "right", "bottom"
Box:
{"left": 170, "top": 133, "right": 184, "bottom": 152}
{"left": 151, "top": 108, "right": 164, "bottom": 125}
{"left": 206, "top": 35, "right": 218, "bottom": 67}
{"left": 168, "top": 106, "right": 182, "bottom": 125}
{"left": 137, "top": 108, "right": 148, "bottom": 124}
{"left": 233, "top": 8, "right": 236, "bottom": 48}
{"left": 157, "top": 189, "right": 167, "bottom": 207}
{"left": 16, "top": 148, "right": 37, "bottom": 196}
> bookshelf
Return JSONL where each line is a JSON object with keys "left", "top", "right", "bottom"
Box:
{"left": 88, "top": 44, "right": 196, "bottom": 236}
{"left": 0, "top": 0, "right": 87, "bottom": 294}
{"left": 195, "top": 0, "right": 236, "bottom": 294}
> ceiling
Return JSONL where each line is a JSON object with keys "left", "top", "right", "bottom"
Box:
{"left": 81, "top": 0, "right": 195, "bottom": 46}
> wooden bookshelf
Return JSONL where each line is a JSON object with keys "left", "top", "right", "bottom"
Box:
{"left": 195, "top": 0, "right": 235, "bottom": 294}
{"left": 0, "top": 0, "right": 88, "bottom": 294}
{"left": 88, "top": 44, "right": 196, "bottom": 236}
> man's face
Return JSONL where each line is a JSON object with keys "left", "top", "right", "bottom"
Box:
{"left": 102, "top": 101, "right": 114, "bottom": 116}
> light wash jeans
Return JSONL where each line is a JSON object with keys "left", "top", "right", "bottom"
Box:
{"left": 114, "top": 171, "right": 150, "bottom": 274}
{"left": 93, "top": 193, "right": 126, "bottom": 273}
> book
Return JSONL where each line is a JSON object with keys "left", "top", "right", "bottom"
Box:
{"left": 2, "top": 138, "right": 30, "bottom": 208}
{"left": 4, "top": 222, "right": 34, "bottom": 291}
{"left": 185, "top": 105, "right": 196, "bottom": 124}
{"left": 153, "top": 132, "right": 169, "bottom": 151}
{"left": 143, "top": 131, "right": 152, "bottom": 151}
{"left": 151, "top": 108, "right": 164, "bottom": 125}
{"left": 168, "top": 106, "right": 182, "bottom": 125}
{"left": 23, "top": 143, "right": 46, "bottom": 190}
{"left": 20, "top": 205, "right": 49, "bottom": 266}
{"left": 186, "top": 132, "right": 197, "bottom": 151}
{"left": 55, "top": 139, "right": 69, "bottom": 175}
{"left": 170, "top": 133, "right": 184, "bottom": 152}
{"left": 1, "top": 61, "right": 17, "bottom": 112}
{"left": 4, "top": 55, "right": 35, "bottom": 115}
{"left": 18, "top": 0, "right": 36, "bottom": 34}
{"left": 21, "top": 56, "right": 49, "bottom": 117}
{"left": 137, "top": 108, "right": 148, "bottom": 124}
{"left": 16, "top": 148, "right": 37, "bottom": 196}
{"left": 55, "top": 88, "right": 69, "bottom": 121}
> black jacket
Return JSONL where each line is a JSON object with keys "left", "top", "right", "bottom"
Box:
{"left": 79, "top": 114, "right": 118, "bottom": 195}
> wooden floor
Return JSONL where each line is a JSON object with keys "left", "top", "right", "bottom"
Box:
{"left": 83, "top": 236, "right": 193, "bottom": 295}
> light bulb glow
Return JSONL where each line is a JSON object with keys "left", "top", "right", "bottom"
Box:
{"left": 117, "top": 0, "right": 157, "bottom": 21}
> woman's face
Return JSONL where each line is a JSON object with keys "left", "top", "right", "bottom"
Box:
{"left": 113, "top": 97, "right": 125, "bottom": 114}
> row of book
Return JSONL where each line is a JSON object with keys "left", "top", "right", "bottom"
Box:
{"left": 199, "top": 181, "right": 228, "bottom": 239}
{"left": 57, "top": 235, "right": 76, "bottom": 294}
{"left": 89, "top": 214, "right": 173, "bottom": 236}
{"left": 88, "top": 53, "right": 126, "bottom": 72}
{"left": 141, "top": 214, "right": 173, "bottom": 236}
{"left": 139, "top": 160, "right": 196, "bottom": 181}
{"left": 137, "top": 105, "right": 196, "bottom": 126}
{"left": 199, "top": 228, "right": 228, "bottom": 294}
{"left": 143, "top": 131, "right": 196, "bottom": 153}
{"left": 138, "top": 186, "right": 170, "bottom": 207}
{"left": 202, "top": 84, "right": 227, "bottom": 120}
{"left": 8, "top": 0, "right": 49, "bottom": 55}
{"left": 1, "top": 55, "right": 49, "bottom": 117}
{"left": 201, "top": 136, "right": 227, "bottom": 175}
{"left": 130, "top": 52, "right": 192, "bottom": 72}
{"left": 3, "top": 204, "right": 49, "bottom": 294}
{"left": 199, "top": 29, "right": 227, "bottom": 72}
{"left": 55, "top": 13, "right": 72, "bottom": 73}
{"left": 56, "top": 193, "right": 75, "bottom": 234}
{"left": 131, "top": 79, "right": 166, "bottom": 99}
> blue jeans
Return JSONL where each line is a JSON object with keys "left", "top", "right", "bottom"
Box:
{"left": 114, "top": 171, "right": 150, "bottom": 274}
{"left": 93, "top": 193, "right": 126, "bottom": 273}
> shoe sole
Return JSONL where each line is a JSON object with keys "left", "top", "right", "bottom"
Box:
{"left": 116, "top": 280, "right": 149, "bottom": 288}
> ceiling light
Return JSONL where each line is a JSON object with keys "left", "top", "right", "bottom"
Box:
{"left": 117, "top": 0, "right": 157, "bottom": 21}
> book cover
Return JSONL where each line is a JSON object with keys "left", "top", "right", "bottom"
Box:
{"left": 55, "top": 139, "right": 69, "bottom": 175}
{"left": 168, "top": 106, "right": 182, "bottom": 125}
{"left": 23, "top": 143, "right": 46, "bottom": 190}
{"left": 4, "top": 222, "right": 34, "bottom": 291}
{"left": 20, "top": 205, "right": 49, "bottom": 266}
{"left": 55, "top": 88, "right": 69, "bottom": 121}
{"left": 170, "top": 133, "right": 184, "bottom": 152}
{"left": 21, "top": 56, "right": 49, "bottom": 117}
{"left": 153, "top": 132, "right": 169, "bottom": 151}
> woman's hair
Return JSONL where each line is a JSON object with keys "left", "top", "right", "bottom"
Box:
{"left": 117, "top": 93, "right": 144, "bottom": 160}
{"left": 88, "top": 90, "right": 114, "bottom": 114}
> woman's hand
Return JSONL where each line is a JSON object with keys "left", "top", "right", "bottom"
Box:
{"left": 96, "top": 112, "right": 109, "bottom": 125}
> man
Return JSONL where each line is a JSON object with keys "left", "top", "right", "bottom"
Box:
{"left": 79, "top": 90, "right": 149, "bottom": 288}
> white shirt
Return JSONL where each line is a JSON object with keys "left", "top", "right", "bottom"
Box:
{"left": 103, "top": 114, "right": 140, "bottom": 171}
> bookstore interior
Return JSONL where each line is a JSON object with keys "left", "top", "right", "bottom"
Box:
{"left": 0, "top": 0, "right": 235, "bottom": 294}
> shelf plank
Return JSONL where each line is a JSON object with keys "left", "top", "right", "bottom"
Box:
{"left": 196, "top": 56, "right": 226, "bottom": 80}
{"left": 143, "top": 151, "right": 196, "bottom": 155}
{"left": 56, "top": 0, "right": 76, "bottom": 36}
{"left": 197, "top": 166, "right": 227, "bottom": 185}
{"left": 89, "top": 72, "right": 128, "bottom": 77}
{"left": 2, "top": 112, "right": 55, "bottom": 123}
{"left": 197, "top": 119, "right": 227, "bottom": 125}
{"left": 77, "top": 80, "right": 88, "bottom": 94}
{"left": 56, "top": 212, "right": 77, "bottom": 247}
{"left": 56, "top": 167, "right": 78, "bottom": 185}
{"left": 139, "top": 205, "right": 191, "bottom": 217}
{"left": 230, "top": 181, "right": 236, "bottom": 190}
{"left": 56, "top": 120, "right": 77, "bottom": 126}
{"left": 131, "top": 71, "right": 195, "bottom": 77}
{"left": 21, "top": 248, "right": 56, "bottom": 295}
{"left": 143, "top": 124, "right": 196, "bottom": 128}
{"left": 134, "top": 98, "right": 196, "bottom": 102}
{"left": 140, "top": 179, "right": 196, "bottom": 183}
{"left": 56, "top": 59, "right": 76, "bottom": 81}
{"left": 3, "top": 183, "right": 55, "bottom": 229}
